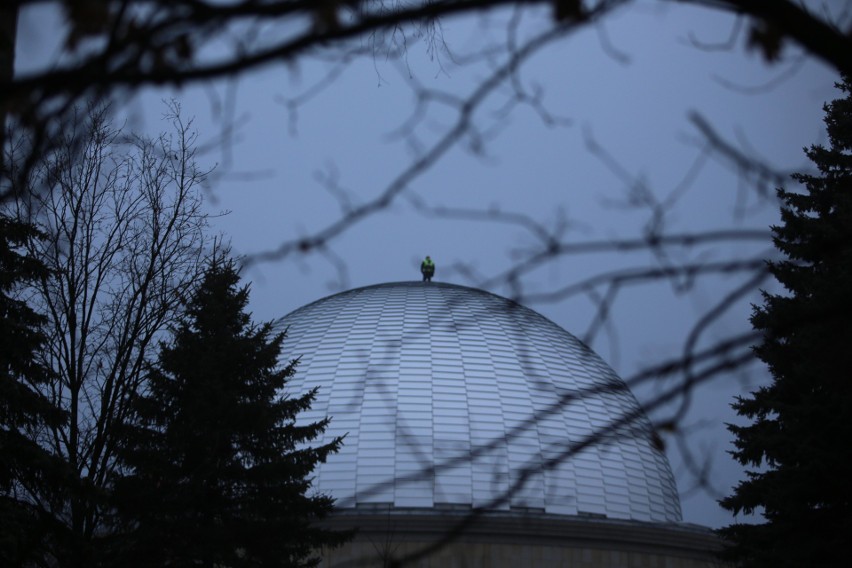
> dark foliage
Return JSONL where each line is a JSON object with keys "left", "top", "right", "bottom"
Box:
{"left": 718, "top": 76, "right": 852, "bottom": 567}
{"left": 0, "top": 214, "right": 66, "bottom": 566}
{"left": 109, "top": 256, "right": 348, "bottom": 567}
{"left": 13, "top": 102, "right": 213, "bottom": 568}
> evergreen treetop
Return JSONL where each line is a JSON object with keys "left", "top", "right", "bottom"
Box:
{"left": 719, "top": 76, "right": 852, "bottom": 567}
{"left": 112, "top": 256, "right": 348, "bottom": 567}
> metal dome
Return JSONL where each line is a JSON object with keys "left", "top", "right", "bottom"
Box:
{"left": 275, "top": 282, "right": 681, "bottom": 523}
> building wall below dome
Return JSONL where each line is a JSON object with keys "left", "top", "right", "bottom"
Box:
{"left": 322, "top": 541, "right": 723, "bottom": 568}
{"left": 317, "top": 510, "right": 725, "bottom": 568}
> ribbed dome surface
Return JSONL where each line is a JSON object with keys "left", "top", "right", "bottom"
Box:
{"left": 275, "top": 282, "right": 681, "bottom": 523}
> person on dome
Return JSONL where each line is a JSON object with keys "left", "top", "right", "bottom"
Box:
{"left": 420, "top": 256, "right": 435, "bottom": 282}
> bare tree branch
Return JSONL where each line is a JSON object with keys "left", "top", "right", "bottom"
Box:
{"left": 6, "top": 102, "right": 214, "bottom": 557}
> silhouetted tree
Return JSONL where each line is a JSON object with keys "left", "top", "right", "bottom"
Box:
{"left": 719, "top": 75, "right": 852, "bottom": 567}
{"left": 0, "top": 214, "right": 66, "bottom": 566}
{"left": 3, "top": 3, "right": 850, "bottom": 561}
{"left": 110, "top": 256, "right": 348, "bottom": 567}
{"left": 6, "top": 102, "right": 213, "bottom": 566}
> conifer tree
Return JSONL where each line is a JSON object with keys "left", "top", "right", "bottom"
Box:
{"left": 0, "top": 215, "right": 66, "bottom": 566}
{"left": 719, "top": 76, "right": 852, "bottom": 567}
{"left": 111, "top": 256, "right": 347, "bottom": 567}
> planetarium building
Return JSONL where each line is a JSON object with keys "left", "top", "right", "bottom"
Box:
{"left": 275, "top": 282, "right": 721, "bottom": 567}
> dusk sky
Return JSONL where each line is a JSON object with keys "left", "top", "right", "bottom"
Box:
{"left": 17, "top": 1, "right": 844, "bottom": 529}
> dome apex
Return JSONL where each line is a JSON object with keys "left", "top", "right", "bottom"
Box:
{"left": 276, "top": 281, "right": 681, "bottom": 523}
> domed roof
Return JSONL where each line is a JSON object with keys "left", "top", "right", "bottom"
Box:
{"left": 276, "top": 282, "right": 681, "bottom": 523}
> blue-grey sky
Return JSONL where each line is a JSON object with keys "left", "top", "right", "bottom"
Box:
{"left": 16, "top": 1, "right": 843, "bottom": 529}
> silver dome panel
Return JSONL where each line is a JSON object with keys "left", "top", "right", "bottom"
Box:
{"left": 275, "top": 282, "right": 681, "bottom": 523}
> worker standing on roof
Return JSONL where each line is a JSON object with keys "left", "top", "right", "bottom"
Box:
{"left": 421, "top": 256, "right": 435, "bottom": 282}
